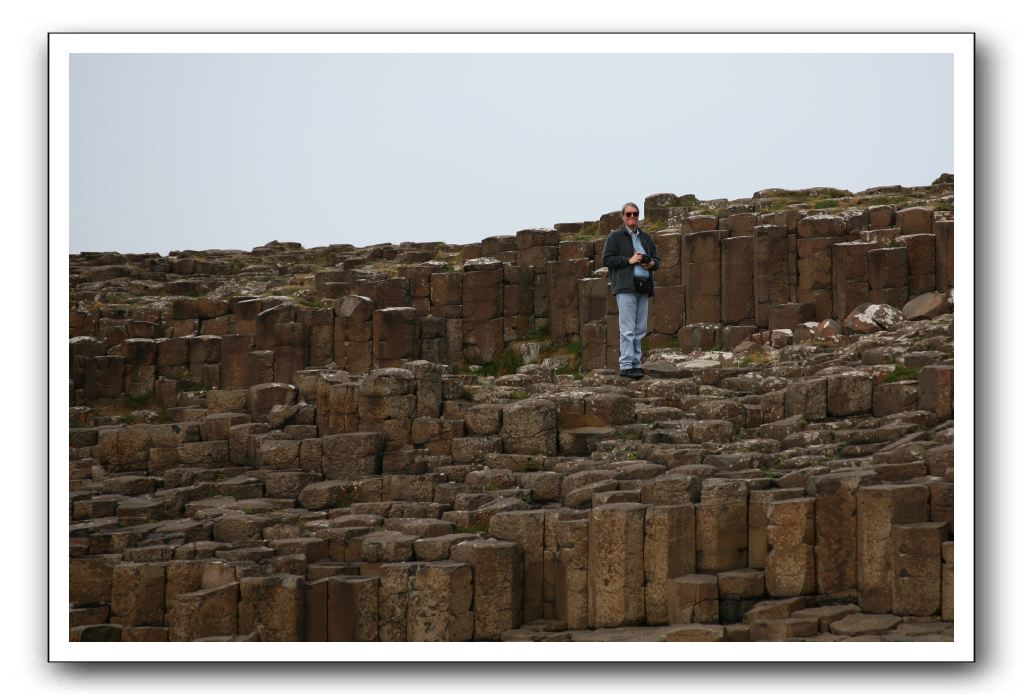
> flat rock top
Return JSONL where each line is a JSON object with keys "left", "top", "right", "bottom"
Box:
{"left": 829, "top": 613, "right": 903, "bottom": 636}
{"left": 680, "top": 359, "right": 720, "bottom": 369}
{"left": 566, "top": 626, "right": 681, "bottom": 642}
{"left": 791, "top": 605, "right": 861, "bottom": 620}
{"left": 641, "top": 361, "right": 689, "bottom": 378}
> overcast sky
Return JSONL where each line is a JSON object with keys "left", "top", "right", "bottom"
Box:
{"left": 70, "top": 52, "right": 953, "bottom": 254}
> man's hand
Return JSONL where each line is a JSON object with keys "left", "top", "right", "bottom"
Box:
{"left": 640, "top": 260, "right": 655, "bottom": 270}
{"left": 629, "top": 252, "right": 644, "bottom": 265}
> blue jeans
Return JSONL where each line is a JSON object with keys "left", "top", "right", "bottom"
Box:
{"left": 616, "top": 291, "right": 649, "bottom": 370}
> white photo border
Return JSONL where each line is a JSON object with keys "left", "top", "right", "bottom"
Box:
{"left": 49, "top": 31, "right": 974, "bottom": 663}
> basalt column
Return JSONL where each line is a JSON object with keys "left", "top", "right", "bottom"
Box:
{"left": 588, "top": 503, "right": 647, "bottom": 628}
{"left": 548, "top": 258, "right": 592, "bottom": 342}
{"left": 685, "top": 230, "right": 722, "bottom": 324}
{"left": 753, "top": 225, "right": 789, "bottom": 328}
{"left": 721, "top": 235, "right": 755, "bottom": 325}
{"left": 832, "top": 241, "right": 880, "bottom": 321}
{"left": 334, "top": 295, "right": 374, "bottom": 374}
{"left": 461, "top": 258, "right": 504, "bottom": 365}
{"left": 857, "top": 484, "right": 929, "bottom": 613}
{"left": 795, "top": 215, "right": 845, "bottom": 320}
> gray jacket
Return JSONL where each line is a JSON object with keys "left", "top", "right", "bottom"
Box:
{"left": 601, "top": 226, "right": 661, "bottom": 295}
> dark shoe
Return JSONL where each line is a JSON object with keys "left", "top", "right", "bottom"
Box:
{"left": 618, "top": 369, "right": 635, "bottom": 379}
{"left": 628, "top": 367, "right": 646, "bottom": 379}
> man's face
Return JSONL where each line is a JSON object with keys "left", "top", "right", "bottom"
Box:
{"left": 622, "top": 206, "right": 640, "bottom": 230}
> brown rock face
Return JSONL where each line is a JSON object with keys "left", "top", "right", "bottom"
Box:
{"left": 666, "top": 574, "right": 718, "bottom": 625}
{"left": 110, "top": 562, "right": 167, "bottom": 627}
{"left": 919, "top": 364, "right": 954, "bottom": 419}
{"left": 826, "top": 372, "right": 873, "bottom": 416}
{"left": 696, "top": 479, "right": 748, "bottom": 572}
{"left": 809, "top": 470, "right": 879, "bottom": 594}
{"left": 643, "top": 504, "right": 696, "bottom": 625}
{"left": 548, "top": 259, "right": 591, "bottom": 341}
{"left": 857, "top": 484, "right": 929, "bottom": 613}
{"left": 450, "top": 539, "right": 523, "bottom": 639}
{"left": 765, "top": 498, "right": 815, "bottom": 597}
{"left": 169, "top": 582, "right": 239, "bottom": 642}
{"left": 686, "top": 230, "right": 722, "bottom": 323}
{"left": 588, "top": 503, "right": 647, "bottom": 628}
{"left": 895, "top": 207, "right": 934, "bottom": 236}
{"left": 843, "top": 302, "right": 904, "bottom": 333}
{"left": 867, "top": 247, "right": 909, "bottom": 306}
{"left": 892, "top": 522, "right": 948, "bottom": 617}
{"left": 832, "top": 240, "right": 880, "bottom": 321}
{"left": 488, "top": 510, "right": 547, "bottom": 624}
{"left": 721, "top": 236, "right": 754, "bottom": 324}
{"left": 327, "top": 576, "right": 379, "bottom": 641}
{"left": 67, "top": 181, "right": 955, "bottom": 643}
{"left": 238, "top": 574, "right": 306, "bottom": 641}
{"left": 903, "top": 291, "right": 952, "bottom": 320}
{"left": 372, "top": 307, "right": 419, "bottom": 368}
{"left": 501, "top": 398, "right": 557, "bottom": 455}
{"left": 406, "top": 561, "right": 474, "bottom": 641}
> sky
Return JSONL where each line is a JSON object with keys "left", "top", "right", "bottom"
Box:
{"left": 70, "top": 52, "right": 953, "bottom": 254}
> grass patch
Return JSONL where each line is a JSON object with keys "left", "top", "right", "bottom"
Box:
{"left": 576, "top": 221, "right": 602, "bottom": 239}
{"left": 431, "top": 248, "right": 460, "bottom": 264}
{"left": 737, "top": 351, "right": 772, "bottom": 368}
{"left": 293, "top": 296, "right": 327, "bottom": 309}
{"left": 121, "top": 390, "right": 159, "bottom": 410}
{"left": 526, "top": 325, "right": 551, "bottom": 341}
{"left": 885, "top": 364, "right": 921, "bottom": 383}
{"left": 762, "top": 187, "right": 852, "bottom": 203}
{"left": 455, "top": 523, "right": 488, "bottom": 535}
{"left": 529, "top": 335, "right": 582, "bottom": 379}
{"left": 562, "top": 221, "right": 603, "bottom": 240}
{"left": 809, "top": 188, "right": 853, "bottom": 199}
{"left": 510, "top": 390, "right": 529, "bottom": 400}
{"left": 520, "top": 458, "right": 544, "bottom": 472}
{"left": 763, "top": 199, "right": 790, "bottom": 212}
{"left": 179, "top": 379, "right": 206, "bottom": 392}
{"left": 474, "top": 347, "right": 524, "bottom": 377}
{"left": 813, "top": 199, "right": 840, "bottom": 209}
{"left": 862, "top": 195, "right": 916, "bottom": 207}
{"left": 555, "top": 364, "right": 583, "bottom": 380}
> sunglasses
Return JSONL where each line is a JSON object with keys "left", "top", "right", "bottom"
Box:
{"left": 623, "top": 211, "right": 639, "bottom": 218}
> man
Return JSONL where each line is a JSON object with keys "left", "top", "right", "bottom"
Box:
{"left": 601, "top": 202, "right": 660, "bottom": 379}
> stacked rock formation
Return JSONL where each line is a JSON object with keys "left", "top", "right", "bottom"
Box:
{"left": 68, "top": 178, "right": 955, "bottom": 642}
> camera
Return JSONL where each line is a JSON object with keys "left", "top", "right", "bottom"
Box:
{"left": 639, "top": 254, "right": 650, "bottom": 264}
